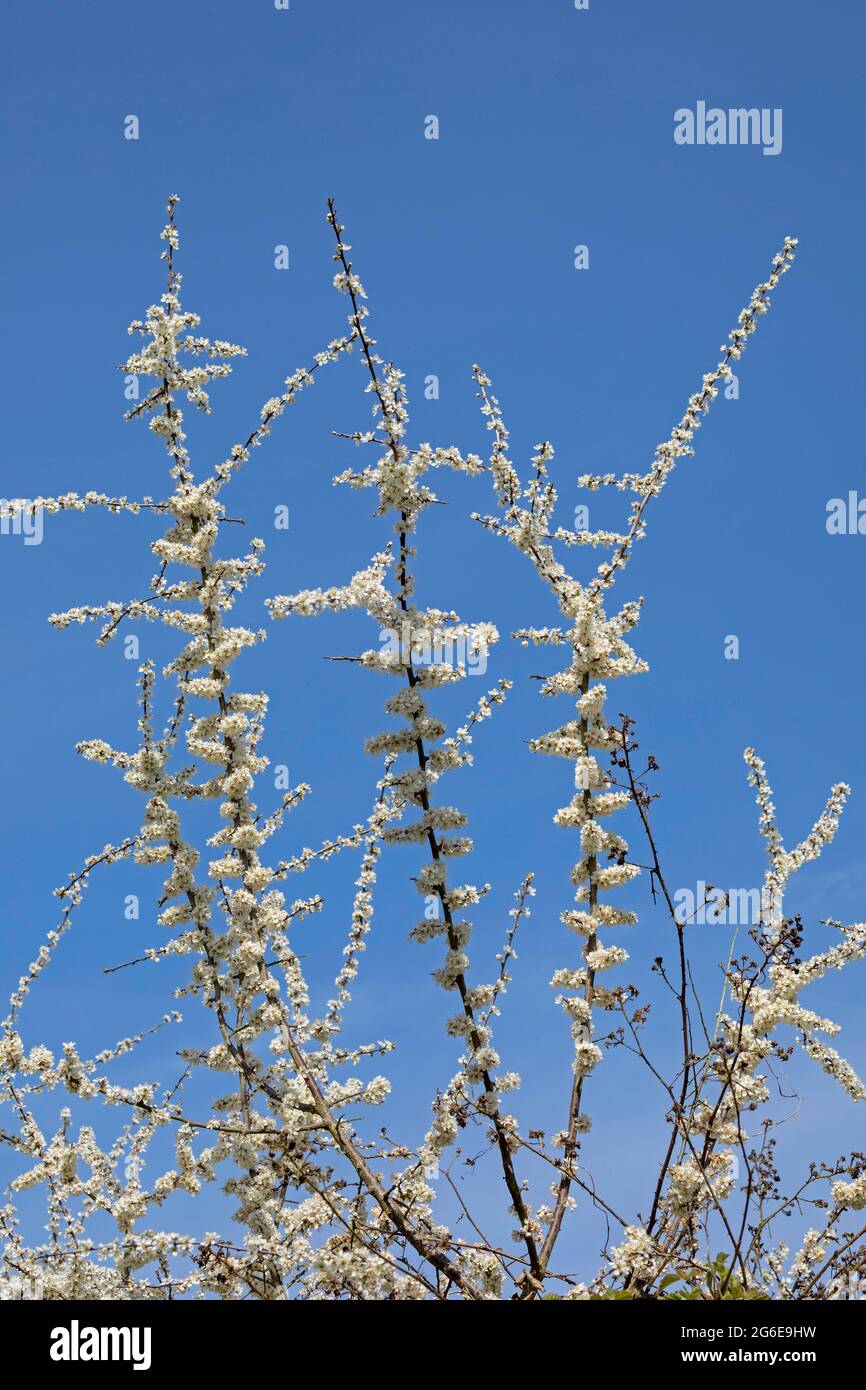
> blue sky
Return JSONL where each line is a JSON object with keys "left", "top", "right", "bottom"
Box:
{"left": 2, "top": 0, "right": 865, "bottom": 1281}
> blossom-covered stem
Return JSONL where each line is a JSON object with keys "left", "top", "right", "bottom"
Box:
{"left": 585, "top": 237, "right": 799, "bottom": 596}
{"left": 398, "top": 583, "right": 540, "bottom": 1277}
{"left": 324, "top": 201, "right": 543, "bottom": 1285}
{"left": 157, "top": 195, "right": 191, "bottom": 487}
{"left": 480, "top": 873, "right": 534, "bottom": 1028}
{"left": 534, "top": 672, "right": 597, "bottom": 1281}
{"left": 471, "top": 408, "right": 647, "bottom": 1292}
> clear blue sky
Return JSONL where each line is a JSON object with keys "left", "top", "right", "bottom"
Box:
{"left": 2, "top": 0, "right": 865, "bottom": 1280}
